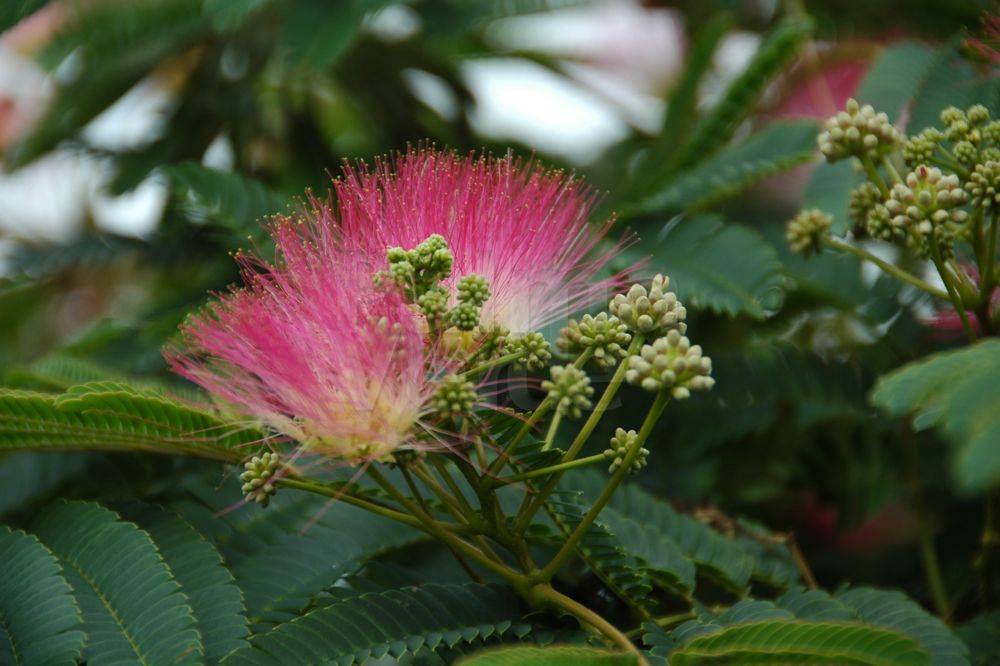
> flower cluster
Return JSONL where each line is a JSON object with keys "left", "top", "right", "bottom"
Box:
{"left": 604, "top": 428, "right": 648, "bottom": 475}
{"left": 557, "top": 312, "right": 632, "bottom": 371}
{"left": 788, "top": 99, "right": 1000, "bottom": 340}
{"left": 608, "top": 274, "right": 687, "bottom": 335}
{"left": 168, "top": 149, "right": 641, "bottom": 471}
{"left": 625, "top": 330, "right": 715, "bottom": 399}
{"left": 542, "top": 365, "right": 594, "bottom": 418}
{"left": 818, "top": 98, "right": 902, "bottom": 162}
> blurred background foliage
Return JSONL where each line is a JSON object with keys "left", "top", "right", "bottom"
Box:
{"left": 0, "top": 0, "right": 997, "bottom": 642}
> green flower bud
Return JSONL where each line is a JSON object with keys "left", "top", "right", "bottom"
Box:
{"left": 818, "top": 98, "right": 902, "bottom": 162}
{"left": 542, "top": 365, "right": 594, "bottom": 418}
{"left": 969, "top": 161, "right": 1000, "bottom": 210}
{"left": 386, "top": 234, "right": 455, "bottom": 300}
{"left": 418, "top": 286, "right": 450, "bottom": 320}
{"left": 983, "top": 120, "right": 1000, "bottom": 145}
{"left": 448, "top": 302, "right": 481, "bottom": 331}
{"left": 884, "top": 165, "right": 969, "bottom": 257}
{"left": 866, "top": 203, "right": 906, "bottom": 242}
{"left": 625, "top": 329, "right": 714, "bottom": 399}
{"left": 609, "top": 274, "right": 687, "bottom": 336}
{"left": 954, "top": 140, "right": 978, "bottom": 165}
{"left": 431, "top": 374, "right": 478, "bottom": 418}
{"left": 507, "top": 331, "right": 552, "bottom": 370}
{"left": 603, "top": 428, "right": 648, "bottom": 475}
{"left": 848, "top": 182, "right": 882, "bottom": 236}
{"left": 967, "top": 104, "right": 990, "bottom": 126}
{"left": 785, "top": 209, "right": 832, "bottom": 256}
{"left": 456, "top": 274, "right": 490, "bottom": 306}
{"left": 240, "top": 451, "right": 280, "bottom": 507}
{"left": 940, "top": 106, "right": 965, "bottom": 126}
{"left": 557, "top": 312, "right": 632, "bottom": 371}
{"left": 902, "top": 128, "right": 943, "bottom": 169}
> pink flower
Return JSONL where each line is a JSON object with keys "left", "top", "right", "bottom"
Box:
{"left": 328, "top": 148, "right": 631, "bottom": 334}
{"left": 166, "top": 217, "right": 439, "bottom": 462}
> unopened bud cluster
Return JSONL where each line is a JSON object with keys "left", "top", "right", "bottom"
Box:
{"left": 848, "top": 182, "right": 882, "bottom": 235}
{"left": 382, "top": 234, "right": 491, "bottom": 333}
{"left": 969, "top": 161, "right": 1000, "bottom": 210}
{"left": 609, "top": 274, "right": 687, "bottom": 335}
{"left": 508, "top": 331, "right": 552, "bottom": 371}
{"left": 792, "top": 101, "right": 998, "bottom": 266}
{"left": 883, "top": 166, "right": 969, "bottom": 257}
{"left": 542, "top": 365, "right": 593, "bottom": 418}
{"left": 786, "top": 209, "right": 832, "bottom": 256}
{"left": 818, "top": 98, "right": 901, "bottom": 162}
{"left": 241, "top": 452, "right": 280, "bottom": 507}
{"left": 604, "top": 428, "right": 648, "bottom": 475}
{"left": 431, "top": 374, "right": 478, "bottom": 418}
{"left": 626, "top": 329, "right": 714, "bottom": 399}
{"left": 557, "top": 312, "right": 631, "bottom": 371}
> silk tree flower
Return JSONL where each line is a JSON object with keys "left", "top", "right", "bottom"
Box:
{"left": 327, "top": 148, "right": 632, "bottom": 334}
{"left": 166, "top": 217, "right": 441, "bottom": 463}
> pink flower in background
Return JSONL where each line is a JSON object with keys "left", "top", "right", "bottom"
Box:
{"left": 167, "top": 217, "right": 438, "bottom": 462}
{"left": 330, "top": 148, "right": 631, "bottom": 334}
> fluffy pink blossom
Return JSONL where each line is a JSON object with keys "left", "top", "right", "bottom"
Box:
{"left": 166, "top": 217, "right": 438, "bottom": 462}
{"left": 328, "top": 148, "right": 631, "bottom": 334}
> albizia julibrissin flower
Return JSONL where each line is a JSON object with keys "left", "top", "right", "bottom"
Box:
{"left": 327, "top": 148, "right": 632, "bottom": 333}
{"left": 166, "top": 218, "right": 439, "bottom": 462}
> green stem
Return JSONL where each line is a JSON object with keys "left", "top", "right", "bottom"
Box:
{"left": 513, "top": 336, "right": 644, "bottom": 532}
{"left": 276, "top": 476, "right": 461, "bottom": 534}
{"left": 861, "top": 155, "right": 890, "bottom": 198}
{"left": 537, "top": 389, "right": 670, "bottom": 582}
{"left": 975, "top": 489, "right": 1000, "bottom": 607}
{"left": 540, "top": 411, "right": 562, "bottom": 452}
{"left": 530, "top": 583, "right": 647, "bottom": 662}
{"left": 825, "top": 236, "right": 949, "bottom": 298}
{"left": 401, "top": 465, "right": 485, "bottom": 583}
{"left": 429, "top": 457, "right": 479, "bottom": 519}
{"left": 496, "top": 453, "right": 607, "bottom": 486}
{"left": 881, "top": 155, "right": 903, "bottom": 185}
{"left": 930, "top": 243, "right": 977, "bottom": 342}
{"left": 366, "top": 466, "right": 529, "bottom": 586}
{"left": 514, "top": 336, "right": 644, "bottom": 532}
{"left": 487, "top": 348, "right": 593, "bottom": 476}
{"left": 461, "top": 350, "right": 523, "bottom": 378}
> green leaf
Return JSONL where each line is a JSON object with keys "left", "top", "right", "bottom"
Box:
{"left": 459, "top": 645, "right": 638, "bottom": 665}
{"left": 632, "top": 120, "right": 819, "bottom": 215}
{"left": 853, "top": 42, "right": 937, "bottom": 122}
{"left": 572, "top": 472, "right": 755, "bottom": 594}
{"left": 871, "top": 340, "right": 1000, "bottom": 493}
{"left": 668, "top": 620, "right": 929, "bottom": 665}
{"left": 220, "top": 583, "right": 531, "bottom": 664}
{"left": 0, "top": 0, "right": 49, "bottom": 33}
{"left": 547, "top": 491, "right": 658, "bottom": 609}
{"left": 121, "top": 504, "right": 249, "bottom": 663}
{"left": 204, "top": 0, "right": 269, "bottom": 32}
{"left": 957, "top": 611, "right": 1000, "bottom": 666}
{"left": 280, "top": 0, "right": 389, "bottom": 72}
{"left": 674, "top": 17, "right": 813, "bottom": 168}
{"left": 803, "top": 160, "right": 864, "bottom": 234}
{"left": 645, "top": 215, "right": 784, "bottom": 319}
{"left": 0, "top": 452, "right": 92, "bottom": 517}
{"left": 631, "top": 12, "right": 732, "bottom": 189}
{"left": 165, "top": 162, "right": 288, "bottom": 235}
{"left": 5, "top": 355, "right": 119, "bottom": 391}
{"left": 836, "top": 587, "right": 969, "bottom": 665}
{"left": 170, "top": 479, "right": 423, "bottom": 627}
{"left": 9, "top": 0, "right": 210, "bottom": 167}
{"left": 0, "top": 381, "right": 262, "bottom": 462}
{"left": 0, "top": 526, "right": 86, "bottom": 665}
{"left": 908, "top": 44, "right": 1000, "bottom": 131}
{"left": 30, "top": 500, "right": 203, "bottom": 664}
